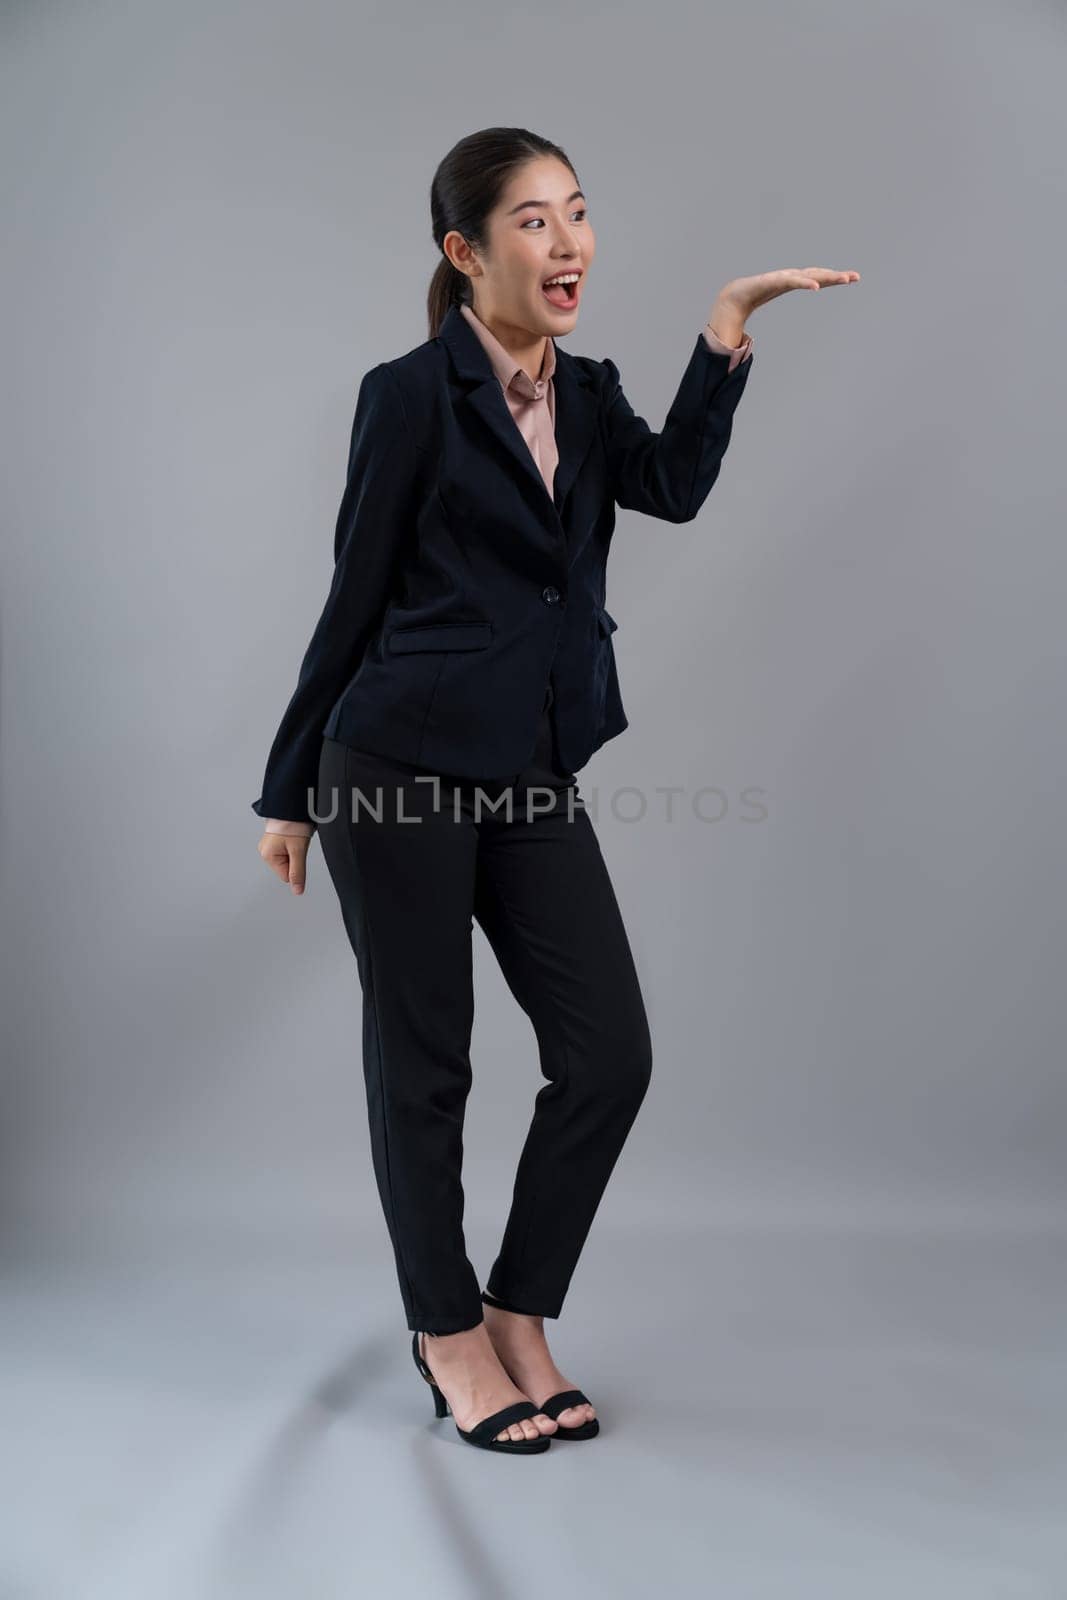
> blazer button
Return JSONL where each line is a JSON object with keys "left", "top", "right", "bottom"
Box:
{"left": 541, "top": 585, "right": 561, "bottom": 605}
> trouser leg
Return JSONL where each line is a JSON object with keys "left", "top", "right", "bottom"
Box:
{"left": 315, "top": 736, "right": 484, "bottom": 1334}
{"left": 473, "top": 781, "right": 654, "bottom": 1320}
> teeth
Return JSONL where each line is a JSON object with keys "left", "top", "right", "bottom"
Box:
{"left": 544, "top": 273, "right": 580, "bottom": 288}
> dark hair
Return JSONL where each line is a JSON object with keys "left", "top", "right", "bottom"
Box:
{"left": 427, "top": 127, "right": 580, "bottom": 339}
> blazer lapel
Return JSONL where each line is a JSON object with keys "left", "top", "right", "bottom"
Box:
{"left": 438, "top": 304, "right": 600, "bottom": 546}
{"left": 551, "top": 344, "right": 600, "bottom": 515}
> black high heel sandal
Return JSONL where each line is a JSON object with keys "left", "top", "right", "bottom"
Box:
{"left": 411, "top": 1331, "right": 552, "bottom": 1454}
{"left": 480, "top": 1291, "right": 600, "bottom": 1441}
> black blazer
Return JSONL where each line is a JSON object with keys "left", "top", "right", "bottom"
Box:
{"left": 251, "top": 302, "right": 753, "bottom": 824}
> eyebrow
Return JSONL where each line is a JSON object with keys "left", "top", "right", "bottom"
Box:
{"left": 505, "top": 189, "right": 586, "bottom": 216}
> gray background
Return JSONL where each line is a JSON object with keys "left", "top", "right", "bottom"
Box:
{"left": 3, "top": 0, "right": 1065, "bottom": 1595}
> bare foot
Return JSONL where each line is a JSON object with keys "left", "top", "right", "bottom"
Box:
{"left": 417, "top": 1321, "right": 559, "bottom": 1442}
{"left": 481, "top": 1299, "right": 597, "bottom": 1431}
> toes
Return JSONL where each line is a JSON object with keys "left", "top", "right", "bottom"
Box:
{"left": 496, "top": 1418, "right": 547, "bottom": 1441}
{"left": 558, "top": 1403, "right": 596, "bottom": 1426}
{"left": 533, "top": 1412, "right": 558, "bottom": 1434}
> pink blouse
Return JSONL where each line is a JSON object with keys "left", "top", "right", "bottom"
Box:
{"left": 264, "top": 307, "right": 753, "bottom": 837}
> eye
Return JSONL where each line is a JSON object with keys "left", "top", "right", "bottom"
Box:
{"left": 523, "top": 209, "right": 588, "bottom": 229}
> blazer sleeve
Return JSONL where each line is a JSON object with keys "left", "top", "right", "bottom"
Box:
{"left": 599, "top": 333, "right": 753, "bottom": 523}
{"left": 251, "top": 363, "right": 420, "bottom": 827}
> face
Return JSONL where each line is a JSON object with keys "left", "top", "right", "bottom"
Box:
{"left": 445, "top": 155, "right": 596, "bottom": 337}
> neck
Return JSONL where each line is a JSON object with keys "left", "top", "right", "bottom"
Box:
{"left": 471, "top": 303, "right": 549, "bottom": 384}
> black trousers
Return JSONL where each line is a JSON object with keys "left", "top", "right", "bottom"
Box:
{"left": 315, "top": 688, "right": 653, "bottom": 1334}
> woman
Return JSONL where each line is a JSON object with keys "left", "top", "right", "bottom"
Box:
{"left": 252, "top": 126, "right": 859, "bottom": 1455}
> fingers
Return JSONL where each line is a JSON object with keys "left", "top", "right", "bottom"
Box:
{"left": 799, "top": 267, "right": 861, "bottom": 288}
{"left": 257, "top": 833, "right": 310, "bottom": 894}
{"left": 286, "top": 839, "right": 308, "bottom": 895}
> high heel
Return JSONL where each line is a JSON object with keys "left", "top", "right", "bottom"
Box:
{"left": 480, "top": 1291, "right": 600, "bottom": 1441}
{"left": 411, "top": 1331, "right": 552, "bottom": 1453}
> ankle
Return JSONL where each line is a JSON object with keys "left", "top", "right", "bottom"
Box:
{"left": 483, "top": 1303, "right": 545, "bottom": 1334}
{"left": 421, "top": 1320, "right": 488, "bottom": 1355}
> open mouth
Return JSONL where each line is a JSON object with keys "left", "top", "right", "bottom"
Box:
{"left": 542, "top": 273, "right": 581, "bottom": 310}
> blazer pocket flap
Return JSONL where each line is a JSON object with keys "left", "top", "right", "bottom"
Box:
{"left": 388, "top": 621, "right": 494, "bottom": 654}
{"left": 597, "top": 607, "right": 619, "bottom": 637}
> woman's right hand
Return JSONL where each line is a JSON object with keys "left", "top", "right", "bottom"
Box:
{"left": 258, "top": 831, "right": 311, "bottom": 895}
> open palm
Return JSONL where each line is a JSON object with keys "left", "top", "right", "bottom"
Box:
{"left": 726, "top": 266, "right": 860, "bottom": 318}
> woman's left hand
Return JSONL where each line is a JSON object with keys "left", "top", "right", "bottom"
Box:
{"left": 708, "top": 266, "right": 860, "bottom": 345}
